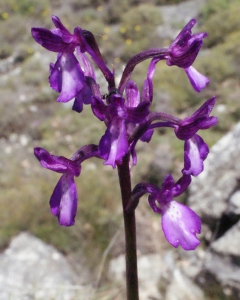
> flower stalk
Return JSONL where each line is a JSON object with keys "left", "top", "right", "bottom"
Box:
{"left": 118, "top": 154, "right": 139, "bottom": 300}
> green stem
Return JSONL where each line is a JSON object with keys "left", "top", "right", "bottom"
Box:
{"left": 117, "top": 154, "right": 139, "bottom": 300}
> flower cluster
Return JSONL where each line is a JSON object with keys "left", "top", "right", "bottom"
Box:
{"left": 32, "top": 16, "right": 217, "bottom": 250}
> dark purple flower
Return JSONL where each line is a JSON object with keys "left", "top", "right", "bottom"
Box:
{"left": 34, "top": 147, "right": 81, "bottom": 226}
{"left": 92, "top": 92, "right": 150, "bottom": 168}
{"left": 32, "top": 16, "right": 95, "bottom": 107}
{"left": 130, "top": 175, "right": 201, "bottom": 250}
{"left": 166, "top": 19, "right": 209, "bottom": 92}
{"left": 183, "top": 134, "right": 209, "bottom": 176}
{"left": 174, "top": 97, "right": 218, "bottom": 140}
{"left": 167, "top": 19, "right": 206, "bottom": 69}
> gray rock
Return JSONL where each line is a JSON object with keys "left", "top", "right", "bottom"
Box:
{"left": 185, "top": 123, "right": 240, "bottom": 298}
{"left": 197, "top": 252, "right": 240, "bottom": 299}
{"left": 108, "top": 254, "right": 166, "bottom": 299}
{"left": 0, "top": 232, "right": 92, "bottom": 300}
{"left": 144, "top": 143, "right": 173, "bottom": 186}
{"left": 228, "top": 191, "right": 240, "bottom": 215}
{"left": 165, "top": 269, "right": 205, "bottom": 300}
{"left": 211, "top": 221, "right": 240, "bottom": 257}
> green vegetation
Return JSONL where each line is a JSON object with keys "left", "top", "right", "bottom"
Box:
{"left": 119, "top": 4, "right": 162, "bottom": 61}
{"left": 0, "top": 0, "right": 50, "bottom": 18}
{"left": 201, "top": 1, "right": 240, "bottom": 48}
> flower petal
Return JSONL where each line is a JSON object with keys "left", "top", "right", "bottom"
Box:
{"left": 50, "top": 174, "right": 78, "bottom": 226}
{"left": 126, "top": 101, "right": 150, "bottom": 123}
{"left": 34, "top": 147, "right": 80, "bottom": 176}
{"left": 181, "top": 97, "right": 216, "bottom": 126}
{"left": 173, "top": 174, "right": 191, "bottom": 197}
{"left": 91, "top": 96, "right": 107, "bottom": 121}
{"left": 161, "top": 201, "right": 201, "bottom": 250}
{"left": 185, "top": 66, "right": 210, "bottom": 92}
{"left": 144, "top": 57, "right": 161, "bottom": 102}
{"left": 51, "top": 15, "right": 74, "bottom": 43}
{"left": 72, "top": 82, "right": 92, "bottom": 113}
{"left": 126, "top": 81, "right": 140, "bottom": 107}
{"left": 76, "top": 47, "right": 96, "bottom": 80}
{"left": 31, "top": 28, "right": 67, "bottom": 52}
{"left": 140, "top": 128, "right": 154, "bottom": 142}
{"left": 99, "top": 118, "right": 128, "bottom": 168}
{"left": 183, "top": 134, "right": 209, "bottom": 176}
{"left": 175, "top": 97, "right": 217, "bottom": 140}
{"left": 50, "top": 53, "right": 85, "bottom": 103}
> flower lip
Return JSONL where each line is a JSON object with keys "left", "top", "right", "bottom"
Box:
{"left": 161, "top": 200, "right": 201, "bottom": 250}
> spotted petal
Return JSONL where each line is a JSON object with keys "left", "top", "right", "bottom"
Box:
{"left": 161, "top": 201, "right": 201, "bottom": 250}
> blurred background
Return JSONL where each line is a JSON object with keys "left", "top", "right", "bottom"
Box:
{"left": 0, "top": 0, "right": 240, "bottom": 299}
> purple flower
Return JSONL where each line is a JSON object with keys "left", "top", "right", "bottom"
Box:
{"left": 166, "top": 19, "right": 209, "bottom": 91}
{"left": 125, "top": 80, "right": 154, "bottom": 142}
{"left": 130, "top": 175, "right": 201, "bottom": 250}
{"left": 92, "top": 92, "right": 150, "bottom": 168}
{"left": 183, "top": 134, "right": 209, "bottom": 176}
{"left": 32, "top": 16, "right": 96, "bottom": 109}
{"left": 34, "top": 147, "right": 80, "bottom": 226}
{"left": 155, "top": 175, "right": 201, "bottom": 250}
{"left": 159, "top": 192, "right": 201, "bottom": 250}
{"left": 167, "top": 19, "right": 206, "bottom": 69}
{"left": 174, "top": 97, "right": 218, "bottom": 140}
